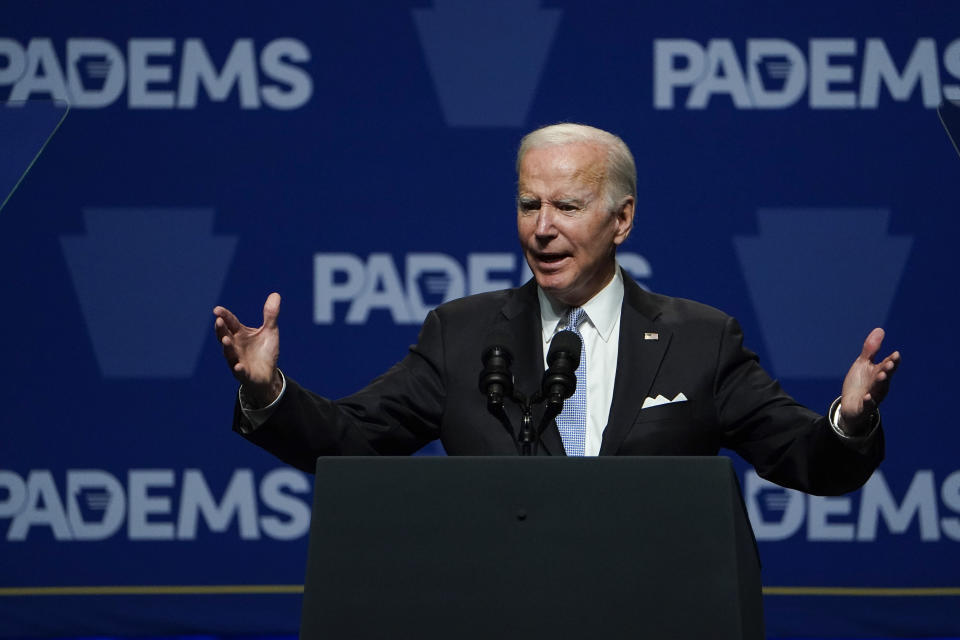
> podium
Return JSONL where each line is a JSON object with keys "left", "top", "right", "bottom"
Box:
{"left": 300, "top": 457, "right": 763, "bottom": 639}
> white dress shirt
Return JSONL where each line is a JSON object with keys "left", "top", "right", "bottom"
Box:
{"left": 537, "top": 267, "right": 624, "bottom": 457}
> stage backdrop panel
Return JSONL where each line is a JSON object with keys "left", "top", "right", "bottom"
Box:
{"left": 1, "top": 1, "right": 958, "bottom": 637}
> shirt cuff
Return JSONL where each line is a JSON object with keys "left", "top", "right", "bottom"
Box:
{"left": 828, "top": 395, "right": 879, "bottom": 453}
{"left": 237, "top": 369, "right": 287, "bottom": 434}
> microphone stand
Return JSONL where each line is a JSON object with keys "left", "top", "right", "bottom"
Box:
{"left": 499, "top": 390, "right": 565, "bottom": 456}
{"left": 485, "top": 392, "right": 520, "bottom": 453}
{"left": 484, "top": 387, "right": 548, "bottom": 456}
{"left": 517, "top": 392, "right": 537, "bottom": 456}
{"left": 484, "top": 387, "right": 539, "bottom": 456}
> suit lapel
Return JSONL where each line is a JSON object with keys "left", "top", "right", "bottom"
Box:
{"left": 498, "top": 280, "right": 563, "bottom": 456}
{"left": 600, "top": 277, "right": 672, "bottom": 455}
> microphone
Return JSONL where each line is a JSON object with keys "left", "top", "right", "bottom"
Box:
{"left": 541, "top": 330, "right": 581, "bottom": 411}
{"left": 478, "top": 338, "right": 515, "bottom": 410}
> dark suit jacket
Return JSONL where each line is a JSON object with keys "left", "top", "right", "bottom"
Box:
{"left": 236, "top": 275, "right": 882, "bottom": 495}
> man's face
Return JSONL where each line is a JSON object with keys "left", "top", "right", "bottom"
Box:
{"left": 517, "top": 142, "right": 633, "bottom": 307}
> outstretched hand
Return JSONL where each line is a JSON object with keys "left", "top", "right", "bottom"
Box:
{"left": 213, "top": 293, "right": 283, "bottom": 407}
{"left": 840, "top": 327, "right": 900, "bottom": 435}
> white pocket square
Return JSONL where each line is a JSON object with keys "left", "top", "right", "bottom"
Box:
{"left": 641, "top": 392, "right": 688, "bottom": 409}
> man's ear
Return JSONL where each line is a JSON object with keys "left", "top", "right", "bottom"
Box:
{"left": 613, "top": 196, "right": 635, "bottom": 246}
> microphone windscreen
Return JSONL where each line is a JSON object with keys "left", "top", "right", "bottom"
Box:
{"left": 481, "top": 329, "right": 515, "bottom": 363}
{"left": 547, "top": 330, "right": 581, "bottom": 369}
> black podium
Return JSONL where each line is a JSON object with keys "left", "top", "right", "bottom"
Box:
{"left": 300, "top": 457, "right": 763, "bottom": 639}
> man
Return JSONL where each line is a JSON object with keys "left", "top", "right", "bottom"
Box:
{"left": 214, "top": 123, "right": 899, "bottom": 495}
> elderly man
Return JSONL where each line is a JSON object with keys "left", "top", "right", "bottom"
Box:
{"left": 214, "top": 123, "right": 898, "bottom": 495}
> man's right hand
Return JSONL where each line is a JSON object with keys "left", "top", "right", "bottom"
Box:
{"left": 214, "top": 292, "right": 283, "bottom": 408}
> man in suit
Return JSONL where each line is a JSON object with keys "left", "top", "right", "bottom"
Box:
{"left": 214, "top": 123, "right": 899, "bottom": 495}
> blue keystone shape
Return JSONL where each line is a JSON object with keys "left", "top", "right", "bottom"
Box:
{"left": 733, "top": 209, "right": 911, "bottom": 379}
{"left": 60, "top": 208, "right": 237, "bottom": 378}
{"left": 412, "top": 0, "right": 561, "bottom": 127}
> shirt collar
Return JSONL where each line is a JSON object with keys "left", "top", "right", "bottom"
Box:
{"left": 539, "top": 265, "right": 625, "bottom": 344}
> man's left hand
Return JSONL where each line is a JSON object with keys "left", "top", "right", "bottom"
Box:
{"left": 840, "top": 327, "right": 901, "bottom": 435}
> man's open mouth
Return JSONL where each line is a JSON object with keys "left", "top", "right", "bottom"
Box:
{"left": 536, "top": 253, "right": 569, "bottom": 264}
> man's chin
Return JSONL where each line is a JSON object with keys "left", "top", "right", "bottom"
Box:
{"left": 534, "top": 273, "right": 577, "bottom": 303}
{"left": 533, "top": 271, "right": 569, "bottom": 291}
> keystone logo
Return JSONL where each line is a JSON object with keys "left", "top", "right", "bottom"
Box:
{"left": 74, "top": 486, "right": 113, "bottom": 525}
{"left": 412, "top": 0, "right": 561, "bottom": 127}
{"left": 60, "top": 208, "right": 237, "bottom": 378}
{"left": 753, "top": 54, "right": 796, "bottom": 95}
{"left": 745, "top": 476, "right": 805, "bottom": 542}
{"left": 733, "top": 209, "right": 911, "bottom": 378}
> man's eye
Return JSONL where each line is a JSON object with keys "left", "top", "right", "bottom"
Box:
{"left": 519, "top": 199, "right": 540, "bottom": 212}
{"left": 557, "top": 202, "right": 581, "bottom": 212}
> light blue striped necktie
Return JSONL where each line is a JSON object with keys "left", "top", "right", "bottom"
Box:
{"left": 555, "top": 307, "right": 587, "bottom": 456}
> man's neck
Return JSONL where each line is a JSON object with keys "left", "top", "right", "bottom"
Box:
{"left": 538, "top": 266, "right": 625, "bottom": 342}
{"left": 541, "top": 266, "right": 619, "bottom": 312}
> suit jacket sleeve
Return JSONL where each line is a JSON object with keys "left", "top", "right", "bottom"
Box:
{"left": 233, "top": 309, "right": 448, "bottom": 472}
{"left": 713, "top": 315, "right": 883, "bottom": 496}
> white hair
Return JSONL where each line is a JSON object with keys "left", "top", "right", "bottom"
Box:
{"left": 516, "top": 123, "right": 637, "bottom": 211}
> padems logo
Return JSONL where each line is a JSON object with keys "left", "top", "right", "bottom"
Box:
{"left": 655, "top": 37, "right": 960, "bottom": 109}
{"left": 314, "top": 251, "right": 653, "bottom": 325}
{"left": 0, "top": 468, "right": 311, "bottom": 542}
{"left": 0, "top": 37, "right": 312, "bottom": 109}
{"left": 746, "top": 469, "right": 960, "bottom": 542}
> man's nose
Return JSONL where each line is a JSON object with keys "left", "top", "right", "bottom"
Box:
{"left": 534, "top": 208, "right": 558, "bottom": 238}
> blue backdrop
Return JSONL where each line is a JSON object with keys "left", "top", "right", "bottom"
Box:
{"left": 2, "top": 1, "right": 959, "bottom": 637}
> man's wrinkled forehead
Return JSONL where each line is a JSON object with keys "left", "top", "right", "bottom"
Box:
{"left": 517, "top": 143, "right": 608, "bottom": 193}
